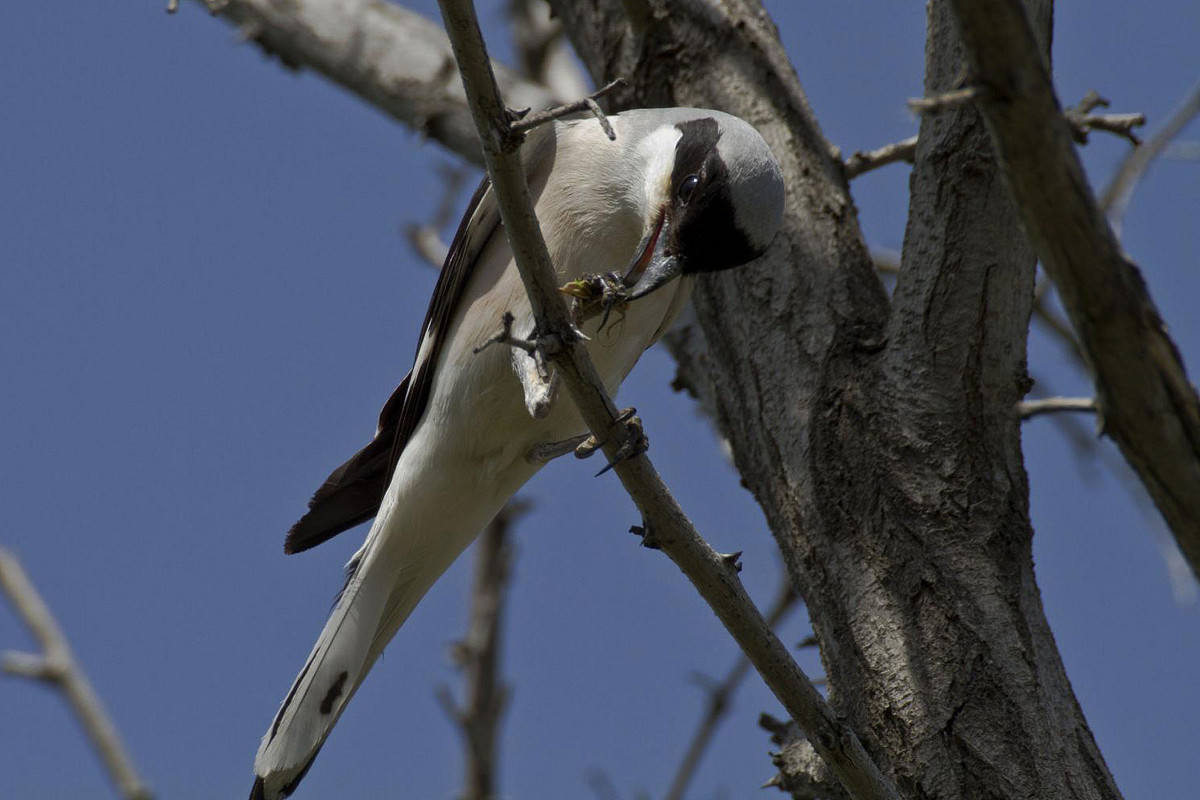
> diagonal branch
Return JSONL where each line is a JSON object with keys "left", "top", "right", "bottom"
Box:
{"left": 665, "top": 574, "right": 800, "bottom": 800}
{"left": 433, "top": 2, "right": 899, "bottom": 799}
{"left": 947, "top": 0, "right": 1200, "bottom": 581}
{"left": 185, "top": 0, "right": 560, "bottom": 166}
{"left": 436, "top": 501, "right": 528, "bottom": 800}
{"left": 1101, "top": 79, "right": 1200, "bottom": 236}
{"left": 0, "top": 547, "right": 153, "bottom": 800}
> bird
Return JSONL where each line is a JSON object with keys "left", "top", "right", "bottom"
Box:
{"left": 249, "top": 107, "right": 785, "bottom": 799}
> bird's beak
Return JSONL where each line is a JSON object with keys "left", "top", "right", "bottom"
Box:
{"left": 623, "top": 211, "right": 684, "bottom": 301}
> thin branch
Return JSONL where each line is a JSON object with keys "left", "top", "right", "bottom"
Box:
{"left": 843, "top": 136, "right": 918, "bottom": 179}
{"left": 407, "top": 165, "right": 472, "bottom": 270}
{"left": 183, "top": 0, "right": 561, "bottom": 167}
{"left": 948, "top": 0, "right": 1200, "bottom": 581}
{"left": 1100, "top": 79, "right": 1200, "bottom": 235}
{"left": 437, "top": 502, "right": 528, "bottom": 800}
{"left": 510, "top": 79, "right": 627, "bottom": 140}
{"left": 1031, "top": 292, "right": 1084, "bottom": 361}
{"left": 1017, "top": 397, "right": 1098, "bottom": 420}
{"left": 0, "top": 547, "right": 153, "bottom": 800}
{"left": 665, "top": 576, "right": 800, "bottom": 800}
{"left": 1063, "top": 90, "right": 1145, "bottom": 145}
{"left": 907, "top": 86, "right": 984, "bottom": 114}
{"left": 433, "top": 2, "right": 900, "bottom": 800}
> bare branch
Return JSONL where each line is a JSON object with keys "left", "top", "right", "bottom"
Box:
{"left": 1063, "top": 90, "right": 1145, "bottom": 145}
{"left": 843, "top": 136, "right": 918, "bottom": 179}
{"left": 907, "top": 86, "right": 985, "bottom": 114}
{"left": 438, "top": 502, "right": 528, "bottom": 800}
{"left": 665, "top": 575, "right": 800, "bottom": 800}
{"left": 0, "top": 547, "right": 153, "bottom": 800}
{"left": 1017, "top": 397, "right": 1098, "bottom": 420}
{"left": 510, "top": 79, "right": 627, "bottom": 140}
{"left": 406, "top": 165, "right": 472, "bottom": 269}
{"left": 1101, "top": 79, "right": 1200, "bottom": 235}
{"left": 913, "top": 86, "right": 1147, "bottom": 147}
{"left": 182, "top": 0, "right": 560, "bottom": 167}
{"left": 433, "top": 2, "right": 899, "bottom": 799}
{"left": 948, "top": 0, "right": 1200, "bottom": 580}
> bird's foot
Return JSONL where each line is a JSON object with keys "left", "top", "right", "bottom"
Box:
{"left": 525, "top": 433, "right": 591, "bottom": 465}
{"left": 593, "top": 408, "right": 647, "bottom": 476}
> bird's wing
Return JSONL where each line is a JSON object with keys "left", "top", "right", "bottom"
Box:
{"left": 283, "top": 175, "right": 500, "bottom": 554}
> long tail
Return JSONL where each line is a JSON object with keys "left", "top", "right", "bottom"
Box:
{"left": 249, "top": 538, "right": 395, "bottom": 800}
{"left": 248, "top": 499, "right": 493, "bottom": 800}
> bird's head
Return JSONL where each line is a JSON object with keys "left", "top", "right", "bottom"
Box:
{"left": 616, "top": 109, "right": 785, "bottom": 300}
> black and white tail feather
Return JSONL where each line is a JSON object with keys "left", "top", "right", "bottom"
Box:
{"left": 249, "top": 108, "right": 784, "bottom": 799}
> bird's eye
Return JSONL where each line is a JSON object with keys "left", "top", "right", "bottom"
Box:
{"left": 678, "top": 174, "right": 700, "bottom": 204}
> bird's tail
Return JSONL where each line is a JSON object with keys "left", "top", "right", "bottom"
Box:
{"left": 249, "top": 500, "right": 491, "bottom": 800}
{"left": 249, "top": 540, "right": 395, "bottom": 800}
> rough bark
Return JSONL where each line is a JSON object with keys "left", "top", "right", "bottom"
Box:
{"left": 552, "top": 1, "right": 1122, "bottom": 798}
{"left": 199, "top": 0, "right": 559, "bottom": 166}
{"left": 947, "top": 0, "right": 1200, "bottom": 585}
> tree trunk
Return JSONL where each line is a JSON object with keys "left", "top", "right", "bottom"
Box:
{"left": 551, "top": 1, "right": 1122, "bottom": 797}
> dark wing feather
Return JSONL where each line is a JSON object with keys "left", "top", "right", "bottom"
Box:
{"left": 284, "top": 176, "right": 499, "bottom": 553}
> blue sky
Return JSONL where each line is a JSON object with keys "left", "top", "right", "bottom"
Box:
{"left": 1, "top": 1, "right": 1197, "bottom": 798}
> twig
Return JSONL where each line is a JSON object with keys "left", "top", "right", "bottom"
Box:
{"left": 1100, "top": 79, "right": 1200, "bottom": 235}
{"left": 912, "top": 85, "right": 1146, "bottom": 147}
{"left": 433, "top": 2, "right": 900, "bottom": 799}
{"left": 949, "top": 0, "right": 1200, "bottom": 581}
{"left": 907, "top": 86, "right": 984, "bottom": 114}
{"left": 510, "top": 79, "right": 627, "bottom": 140}
{"left": 843, "top": 136, "right": 918, "bottom": 179}
{"left": 1064, "top": 90, "right": 1145, "bottom": 145}
{"left": 436, "top": 501, "right": 528, "bottom": 800}
{"left": 406, "top": 165, "right": 471, "bottom": 270}
{"left": 1016, "top": 397, "right": 1098, "bottom": 420}
{"left": 0, "top": 547, "right": 153, "bottom": 800}
{"left": 665, "top": 576, "right": 800, "bottom": 800}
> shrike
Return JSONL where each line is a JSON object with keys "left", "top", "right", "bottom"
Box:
{"left": 250, "top": 107, "right": 784, "bottom": 799}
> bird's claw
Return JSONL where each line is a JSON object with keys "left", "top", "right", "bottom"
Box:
{"left": 594, "top": 409, "right": 647, "bottom": 476}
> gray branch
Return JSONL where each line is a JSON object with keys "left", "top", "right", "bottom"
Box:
{"left": 1101, "top": 79, "right": 1200, "bottom": 235}
{"left": 1017, "top": 397, "right": 1098, "bottom": 420}
{"left": 187, "top": 0, "right": 561, "bottom": 166}
{"left": 433, "top": 2, "right": 899, "bottom": 799}
{"left": 842, "top": 136, "right": 918, "bottom": 179}
{"left": 437, "top": 502, "right": 527, "bottom": 800}
{"left": 0, "top": 547, "right": 153, "bottom": 800}
{"left": 948, "top": 0, "right": 1200, "bottom": 583}
{"left": 666, "top": 575, "right": 800, "bottom": 800}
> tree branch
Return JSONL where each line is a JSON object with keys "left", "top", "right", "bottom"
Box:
{"left": 1063, "top": 90, "right": 1146, "bottom": 146}
{"left": 1017, "top": 397, "right": 1098, "bottom": 420}
{"left": 665, "top": 575, "right": 800, "bottom": 800}
{"left": 0, "top": 547, "right": 153, "bottom": 800}
{"left": 433, "top": 2, "right": 899, "bottom": 799}
{"left": 437, "top": 501, "right": 527, "bottom": 800}
{"left": 842, "top": 136, "right": 918, "bottom": 179}
{"left": 947, "top": 0, "right": 1200, "bottom": 582}
{"left": 185, "top": 0, "right": 561, "bottom": 167}
{"left": 1100, "top": 79, "right": 1200, "bottom": 235}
